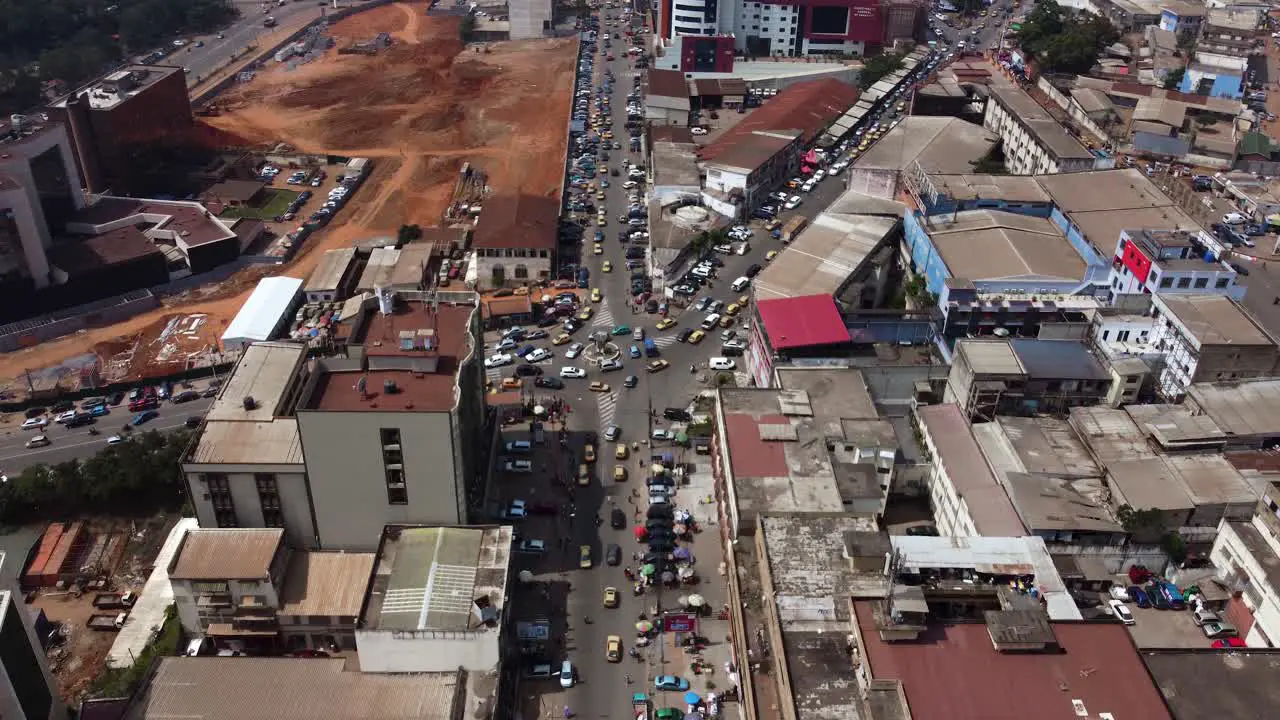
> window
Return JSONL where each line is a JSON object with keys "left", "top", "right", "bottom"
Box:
{"left": 1160, "top": 277, "right": 1173, "bottom": 288}
{"left": 215, "top": 511, "right": 238, "bottom": 528}
{"left": 1216, "top": 278, "right": 1230, "bottom": 289}
{"left": 1194, "top": 277, "right": 1208, "bottom": 288}
{"left": 1117, "top": 330, "right": 1131, "bottom": 342}
{"left": 1177, "top": 277, "right": 1191, "bottom": 288}
{"left": 380, "top": 428, "right": 408, "bottom": 505}
{"left": 514, "top": 264, "right": 529, "bottom": 279}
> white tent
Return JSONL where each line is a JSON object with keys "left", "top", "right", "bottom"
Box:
{"left": 220, "top": 276, "right": 304, "bottom": 351}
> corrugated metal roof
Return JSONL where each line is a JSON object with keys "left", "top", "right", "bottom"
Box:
{"left": 169, "top": 529, "right": 283, "bottom": 580}
{"left": 278, "top": 551, "right": 375, "bottom": 618}
{"left": 305, "top": 248, "right": 358, "bottom": 293}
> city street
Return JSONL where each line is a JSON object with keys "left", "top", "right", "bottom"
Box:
{"left": 174, "top": 0, "right": 329, "bottom": 84}
{"left": 930, "top": 0, "right": 1018, "bottom": 53}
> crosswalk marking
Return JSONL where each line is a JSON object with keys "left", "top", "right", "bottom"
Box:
{"left": 590, "top": 299, "right": 616, "bottom": 329}
{"left": 597, "top": 391, "right": 618, "bottom": 428}
{"left": 652, "top": 335, "right": 679, "bottom": 348}
{"left": 485, "top": 366, "right": 504, "bottom": 382}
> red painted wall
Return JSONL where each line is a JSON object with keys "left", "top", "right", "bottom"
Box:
{"left": 680, "top": 35, "right": 736, "bottom": 72}
{"left": 1120, "top": 238, "right": 1153, "bottom": 286}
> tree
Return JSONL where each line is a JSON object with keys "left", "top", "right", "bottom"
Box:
{"left": 859, "top": 53, "right": 904, "bottom": 90}
{"left": 1162, "top": 66, "right": 1186, "bottom": 91}
{"left": 1015, "top": 0, "right": 1118, "bottom": 74}
{"left": 398, "top": 224, "right": 424, "bottom": 244}
{"left": 954, "top": 0, "right": 986, "bottom": 16}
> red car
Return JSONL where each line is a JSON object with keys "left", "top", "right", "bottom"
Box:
{"left": 1212, "top": 637, "right": 1247, "bottom": 649}
{"left": 128, "top": 397, "right": 158, "bottom": 412}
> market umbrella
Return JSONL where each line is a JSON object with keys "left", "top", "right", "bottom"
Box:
{"left": 661, "top": 571, "right": 676, "bottom": 584}
{"left": 640, "top": 564, "right": 656, "bottom": 576}
{"left": 678, "top": 595, "right": 690, "bottom": 607}
{"left": 518, "top": 570, "right": 534, "bottom": 583}
{"left": 636, "top": 620, "right": 654, "bottom": 633}
{"left": 633, "top": 526, "right": 648, "bottom": 540}
{"left": 675, "top": 431, "right": 688, "bottom": 444}
{"left": 533, "top": 405, "right": 546, "bottom": 416}
{"left": 673, "top": 547, "right": 692, "bottom": 561}
{"left": 687, "top": 594, "right": 706, "bottom": 607}
{"left": 651, "top": 463, "right": 667, "bottom": 474}
{"left": 684, "top": 692, "right": 701, "bottom": 705}
{"left": 673, "top": 523, "right": 687, "bottom": 534}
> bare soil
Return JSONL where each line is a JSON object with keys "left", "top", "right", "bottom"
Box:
{"left": 0, "top": 2, "right": 574, "bottom": 384}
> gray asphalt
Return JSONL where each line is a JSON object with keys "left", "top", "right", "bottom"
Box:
{"left": 173, "top": 0, "right": 331, "bottom": 85}
{"left": 0, "top": 396, "right": 213, "bottom": 475}
{"left": 930, "top": 1, "right": 1018, "bottom": 53}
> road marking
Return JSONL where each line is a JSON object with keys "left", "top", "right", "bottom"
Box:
{"left": 590, "top": 299, "right": 616, "bottom": 329}
{"left": 597, "top": 392, "right": 618, "bottom": 428}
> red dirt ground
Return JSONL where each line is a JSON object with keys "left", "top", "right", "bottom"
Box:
{"left": 0, "top": 3, "right": 574, "bottom": 384}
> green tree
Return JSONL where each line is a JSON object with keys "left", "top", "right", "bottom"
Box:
{"left": 954, "top": 0, "right": 986, "bottom": 16}
{"left": 398, "top": 224, "right": 424, "bottom": 244}
{"left": 859, "top": 53, "right": 904, "bottom": 90}
{"left": 1162, "top": 66, "right": 1186, "bottom": 90}
{"left": 1015, "top": 0, "right": 1117, "bottom": 74}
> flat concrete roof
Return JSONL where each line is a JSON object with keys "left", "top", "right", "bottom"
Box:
{"left": 1155, "top": 294, "right": 1274, "bottom": 348}
{"left": 169, "top": 529, "right": 283, "bottom": 581}
{"left": 1036, "top": 168, "right": 1174, "bottom": 213}
{"left": 1187, "top": 379, "right": 1280, "bottom": 438}
{"left": 957, "top": 339, "right": 1024, "bottom": 375}
{"left": 1142, "top": 649, "right": 1280, "bottom": 720}
{"left": 973, "top": 416, "right": 1102, "bottom": 479}
{"left": 853, "top": 117, "right": 998, "bottom": 174}
{"left": 651, "top": 139, "right": 700, "bottom": 187}
{"left": 926, "top": 174, "right": 1052, "bottom": 203}
{"left": 363, "top": 526, "right": 512, "bottom": 633}
{"left": 190, "top": 341, "right": 307, "bottom": 467}
{"left": 754, "top": 211, "right": 897, "bottom": 301}
{"left": 50, "top": 64, "right": 183, "bottom": 111}
{"left": 926, "top": 209, "right": 1085, "bottom": 282}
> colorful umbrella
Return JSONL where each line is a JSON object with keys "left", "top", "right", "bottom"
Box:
{"left": 640, "top": 564, "right": 656, "bottom": 576}
{"left": 636, "top": 620, "right": 654, "bottom": 632}
{"left": 633, "top": 526, "right": 648, "bottom": 540}
{"left": 687, "top": 594, "right": 706, "bottom": 607}
{"left": 684, "top": 691, "right": 701, "bottom": 705}
{"left": 673, "top": 547, "right": 692, "bottom": 561}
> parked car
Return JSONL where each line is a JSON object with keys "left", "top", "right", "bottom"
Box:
{"left": 1108, "top": 599, "right": 1135, "bottom": 625}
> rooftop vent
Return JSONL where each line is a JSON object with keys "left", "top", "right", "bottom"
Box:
{"left": 242, "top": 396, "right": 257, "bottom": 411}
{"left": 384, "top": 379, "right": 399, "bottom": 394}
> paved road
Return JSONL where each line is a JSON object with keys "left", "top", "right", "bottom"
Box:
{"left": 0, "top": 397, "right": 213, "bottom": 475}
{"left": 172, "top": 0, "right": 330, "bottom": 83}
{"left": 930, "top": 0, "right": 1017, "bottom": 53}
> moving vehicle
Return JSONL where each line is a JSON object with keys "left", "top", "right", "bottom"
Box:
{"left": 606, "top": 635, "right": 623, "bottom": 662}
{"left": 559, "top": 660, "right": 576, "bottom": 688}
{"left": 654, "top": 675, "right": 690, "bottom": 691}
{"left": 709, "top": 357, "right": 736, "bottom": 370}
{"left": 26, "top": 435, "right": 51, "bottom": 449}
{"left": 579, "top": 545, "right": 593, "bottom": 569}
{"left": 603, "top": 587, "right": 619, "bottom": 608}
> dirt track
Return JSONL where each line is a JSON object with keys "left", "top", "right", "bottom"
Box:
{"left": 0, "top": 3, "right": 574, "bottom": 383}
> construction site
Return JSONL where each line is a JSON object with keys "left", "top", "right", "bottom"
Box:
{"left": 0, "top": 2, "right": 574, "bottom": 390}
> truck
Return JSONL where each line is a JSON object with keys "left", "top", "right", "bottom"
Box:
{"left": 781, "top": 216, "right": 808, "bottom": 244}
{"left": 87, "top": 613, "right": 127, "bottom": 631}
{"left": 643, "top": 338, "right": 659, "bottom": 357}
{"left": 92, "top": 591, "right": 136, "bottom": 610}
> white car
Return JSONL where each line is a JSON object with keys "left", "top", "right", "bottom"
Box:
{"left": 484, "top": 353, "right": 514, "bottom": 368}
{"left": 106, "top": 435, "right": 125, "bottom": 445}
{"left": 560, "top": 366, "right": 587, "bottom": 379}
{"left": 709, "top": 357, "right": 736, "bottom": 370}
{"left": 1222, "top": 212, "right": 1248, "bottom": 225}
{"left": 504, "top": 460, "right": 533, "bottom": 473}
{"left": 784, "top": 196, "right": 802, "bottom": 210}
{"left": 21, "top": 417, "right": 47, "bottom": 430}
{"left": 53, "top": 410, "right": 78, "bottom": 424}
{"left": 526, "top": 348, "right": 552, "bottom": 362}
{"left": 651, "top": 428, "right": 673, "bottom": 441}
{"left": 566, "top": 343, "right": 584, "bottom": 359}
{"left": 690, "top": 127, "right": 708, "bottom": 135}
{"left": 622, "top": 181, "right": 639, "bottom": 189}
{"left": 1108, "top": 586, "right": 1130, "bottom": 602}
{"left": 25, "top": 435, "right": 50, "bottom": 449}
{"left": 801, "top": 180, "right": 816, "bottom": 193}
{"left": 1108, "top": 599, "right": 1135, "bottom": 625}
{"left": 813, "top": 169, "right": 826, "bottom": 181}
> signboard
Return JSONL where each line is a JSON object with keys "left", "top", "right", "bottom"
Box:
{"left": 663, "top": 612, "right": 698, "bottom": 633}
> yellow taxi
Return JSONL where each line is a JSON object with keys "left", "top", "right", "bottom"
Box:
{"left": 589, "top": 381, "right": 611, "bottom": 392}
{"left": 606, "top": 635, "right": 622, "bottom": 662}
{"left": 726, "top": 303, "right": 740, "bottom": 316}
{"left": 603, "top": 587, "right": 619, "bottom": 608}
{"left": 580, "top": 545, "right": 593, "bottom": 569}
{"left": 688, "top": 330, "right": 705, "bottom": 344}
{"left": 614, "top": 465, "right": 628, "bottom": 482}
{"left": 578, "top": 307, "right": 594, "bottom": 321}
{"left": 596, "top": 191, "right": 606, "bottom": 201}
{"left": 553, "top": 333, "right": 572, "bottom": 345}
{"left": 584, "top": 443, "right": 597, "bottom": 463}
{"left": 656, "top": 318, "right": 677, "bottom": 330}
{"left": 647, "top": 359, "right": 670, "bottom": 373}
{"left": 602, "top": 260, "right": 612, "bottom": 273}
{"left": 616, "top": 443, "right": 629, "bottom": 460}
{"left": 766, "top": 250, "right": 779, "bottom": 261}
{"left": 593, "top": 243, "right": 604, "bottom": 255}
{"left": 501, "top": 377, "right": 522, "bottom": 389}
{"left": 738, "top": 295, "right": 749, "bottom": 306}
{"left": 591, "top": 287, "right": 602, "bottom": 303}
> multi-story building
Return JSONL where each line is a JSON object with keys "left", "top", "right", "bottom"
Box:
{"left": 700, "top": 131, "right": 802, "bottom": 218}
{"left": 1107, "top": 228, "right": 1243, "bottom": 303}
{"left": 48, "top": 65, "right": 192, "bottom": 194}
{"left": 983, "top": 86, "right": 1102, "bottom": 175}
{"left": 183, "top": 292, "right": 484, "bottom": 551}
{"left": 0, "top": 553, "right": 62, "bottom": 720}
{"left": 659, "top": 0, "right": 884, "bottom": 57}
{"left": 1210, "top": 483, "right": 1280, "bottom": 647}
{"left": 469, "top": 195, "right": 557, "bottom": 289}
{"left": 1157, "top": 1, "right": 1205, "bottom": 35}
{"left": 1149, "top": 294, "right": 1280, "bottom": 400}
{"left": 1197, "top": 8, "right": 1259, "bottom": 57}
{"left": 944, "top": 338, "right": 1114, "bottom": 422}
{"left": 356, "top": 525, "right": 513, "bottom": 673}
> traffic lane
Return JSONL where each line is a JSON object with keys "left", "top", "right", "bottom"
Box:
{"left": 179, "top": 2, "right": 324, "bottom": 80}
{"left": 0, "top": 399, "right": 212, "bottom": 473}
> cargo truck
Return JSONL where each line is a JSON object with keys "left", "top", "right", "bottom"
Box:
{"left": 87, "top": 613, "right": 127, "bottom": 631}
{"left": 92, "top": 591, "right": 136, "bottom": 610}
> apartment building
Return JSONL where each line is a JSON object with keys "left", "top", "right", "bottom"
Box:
{"left": 0, "top": 554, "right": 62, "bottom": 720}
{"left": 183, "top": 293, "right": 484, "bottom": 551}
{"left": 944, "top": 338, "right": 1113, "bottom": 422}
{"left": 1149, "top": 294, "right": 1280, "bottom": 400}
{"left": 659, "top": 0, "right": 884, "bottom": 57}
{"left": 1107, "top": 228, "right": 1243, "bottom": 303}
{"left": 983, "top": 86, "right": 1101, "bottom": 176}
{"left": 1210, "top": 482, "right": 1280, "bottom": 647}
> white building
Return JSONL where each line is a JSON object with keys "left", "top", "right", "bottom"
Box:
{"left": 1107, "top": 228, "right": 1242, "bottom": 303}
{"left": 168, "top": 529, "right": 288, "bottom": 640}
{"left": 220, "top": 276, "right": 304, "bottom": 351}
{"left": 356, "top": 525, "right": 513, "bottom": 673}
{"left": 1210, "top": 506, "right": 1280, "bottom": 648}
{"left": 983, "top": 85, "right": 1102, "bottom": 175}
{"left": 0, "top": 117, "right": 87, "bottom": 290}
{"left": 1149, "top": 294, "right": 1280, "bottom": 400}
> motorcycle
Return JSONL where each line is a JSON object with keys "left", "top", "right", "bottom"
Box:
{"left": 88, "top": 428, "right": 99, "bottom": 436}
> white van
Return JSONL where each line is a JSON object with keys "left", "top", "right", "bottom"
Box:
{"left": 731, "top": 277, "right": 751, "bottom": 292}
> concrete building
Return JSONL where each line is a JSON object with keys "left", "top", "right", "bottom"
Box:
{"left": 1149, "top": 294, "right": 1280, "bottom": 399}
{"left": 0, "top": 116, "right": 87, "bottom": 292}
{"left": 944, "top": 338, "right": 1113, "bottom": 421}
{"left": 183, "top": 294, "right": 484, "bottom": 552}
{"left": 1107, "top": 228, "right": 1243, "bottom": 304}
{"left": 1185, "top": 378, "right": 1280, "bottom": 449}
{"left": 48, "top": 65, "right": 192, "bottom": 194}
{"left": 1198, "top": 7, "right": 1260, "bottom": 56}
{"left": 508, "top": 0, "right": 554, "bottom": 39}
{"left": 470, "top": 195, "right": 557, "bottom": 289}
{"left": 0, "top": 553, "right": 62, "bottom": 720}
{"left": 167, "top": 529, "right": 289, "bottom": 644}
{"left": 983, "top": 86, "right": 1102, "bottom": 175}
{"left": 851, "top": 116, "right": 999, "bottom": 175}
{"left": 644, "top": 70, "right": 692, "bottom": 127}
{"left": 710, "top": 367, "right": 895, "bottom": 536}
{"left": 356, "top": 525, "right": 513, "bottom": 673}
{"left": 659, "top": 0, "right": 885, "bottom": 57}
{"left": 1210, "top": 492, "right": 1280, "bottom": 648}
{"left": 913, "top": 403, "right": 1026, "bottom": 538}
{"left": 700, "top": 130, "right": 803, "bottom": 218}
{"left": 1158, "top": 1, "right": 1205, "bottom": 35}
{"left": 304, "top": 248, "right": 359, "bottom": 303}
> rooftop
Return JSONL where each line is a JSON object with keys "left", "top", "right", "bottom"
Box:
{"left": 973, "top": 415, "right": 1102, "bottom": 479}
{"left": 1142, "top": 649, "right": 1280, "bottom": 720}
{"left": 923, "top": 209, "right": 1085, "bottom": 282}
{"left": 1186, "top": 378, "right": 1280, "bottom": 439}
{"left": 701, "top": 78, "right": 859, "bottom": 162}
{"left": 854, "top": 602, "right": 1171, "bottom": 720}
{"left": 206, "top": 179, "right": 266, "bottom": 204}
{"left": 924, "top": 173, "right": 1052, "bottom": 203}
{"left": 1003, "top": 472, "right": 1123, "bottom": 533}
{"left": 759, "top": 514, "right": 881, "bottom": 720}
{"left": 303, "top": 301, "right": 476, "bottom": 413}
{"left": 988, "top": 85, "right": 1093, "bottom": 161}
{"left": 1036, "top": 167, "right": 1173, "bottom": 213}
{"left": 189, "top": 342, "right": 307, "bottom": 466}
{"left": 134, "top": 658, "right": 462, "bottom": 720}
{"left": 853, "top": 117, "right": 998, "bottom": 173}
{"left": 701, "top": 130, "right": 798, "bottom": 174}
{"left": 362, "top": 526, "right": 512, "bottom": 633}
{"left": 756, "top": 295, "right": 850, "bottom": 351}
{"left": 68, "top": 197, "right": 237, "bottom": 248}
{"left": 47, "top": 226, "right": 163, "bottom": 276}
{"left": 1204, "top": 6, "right": 1261, "bottom": 31}
{"left": 1155, "top": 294, "right": 1275, "bottom": 348}
{"left": 651, "top": 136, "right": 700, "bottom": 187}
{"left": 50, "top": 65, "right": 183, "bottom": 111}
{"left": 754, "top": 208, "right": 898, "bottom": 301}
{"left": 471, "top": 194, "right": 559, "bottom": 250}
{"left": 915, "top": 404, "right": 1026, "bottom": 536}
{"left": 646, "top": 68, "right": 689, "bottom": 99}
{"left": 306, "top": 248, "right": 359, "bottom": 293}
{"left": 278, "top": 551, "right": 376, "bottom": 619}
{"left": 169, "top": 529, "right": 284, "bottom": 581}
{"left": 1068, "top": 406, "right": 1160, "bottom": 464}
{"left": 1010, "top": 339, "right": 1111, "bottom": 381}
{"left": 354, "top": 244, "right": 433, "bottom": 291}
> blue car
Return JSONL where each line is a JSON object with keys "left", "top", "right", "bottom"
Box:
{"left": 88, "top": 404, "right": 110, "bottom": 417}
{"left": 654, "top": 675, "right": 689, "bottom": 691}
{"left": 1129, "top": 586, "right": 1151, "bottom": 608}
{"left": 629, "top": 345, "right": 642, "bottom": 358}
{"left": 131, "top": 410, "right": 158, "bottom": 426}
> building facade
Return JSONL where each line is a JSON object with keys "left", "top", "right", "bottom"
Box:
{"left": 983, "top": 86, "right": 1099, "bottom": 175}
{"left": 1107, "top": 228, "right": 1243, "bottom": 303}
{"left": 1148, "top": 294, "right": 1280, "bottom": 400}
{"left": 0, "top": 554, "right": 62, "bottom": 720}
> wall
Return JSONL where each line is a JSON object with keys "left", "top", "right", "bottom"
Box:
{"left": 1210, "top": 518, "right": 1280, "bottom": 648}
{"left": 0, "top": 289, "right": 159, "bottom": 352}
{"left": 1042, "top": 541, "right": 1170, "bottom": 573}
{"left": 297, "top": 409, "right": 461, "bottom": 551}
{"left": 355, "top": 630, "right": 499, "bottom": 673}
{"left": 183, "top": 468, "right": 316, "bottom": 549}
{"left": 172, "top": 576, "right": 278, "bottom": 636}
{"left": 901, "top": 211, "right": 950, "bottom": 297}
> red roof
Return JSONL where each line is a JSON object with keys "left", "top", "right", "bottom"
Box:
{"left": 853, "top": 602, "right": 1172, "bottom": 720}
{"left": 723, "top": 413, "right": 790, "bottom": 478}
{"left": 701, "top": 79, "right": 858, "bottom": 162}
{"left": 756, "top": 295, "right": 848, "bottom": 351}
